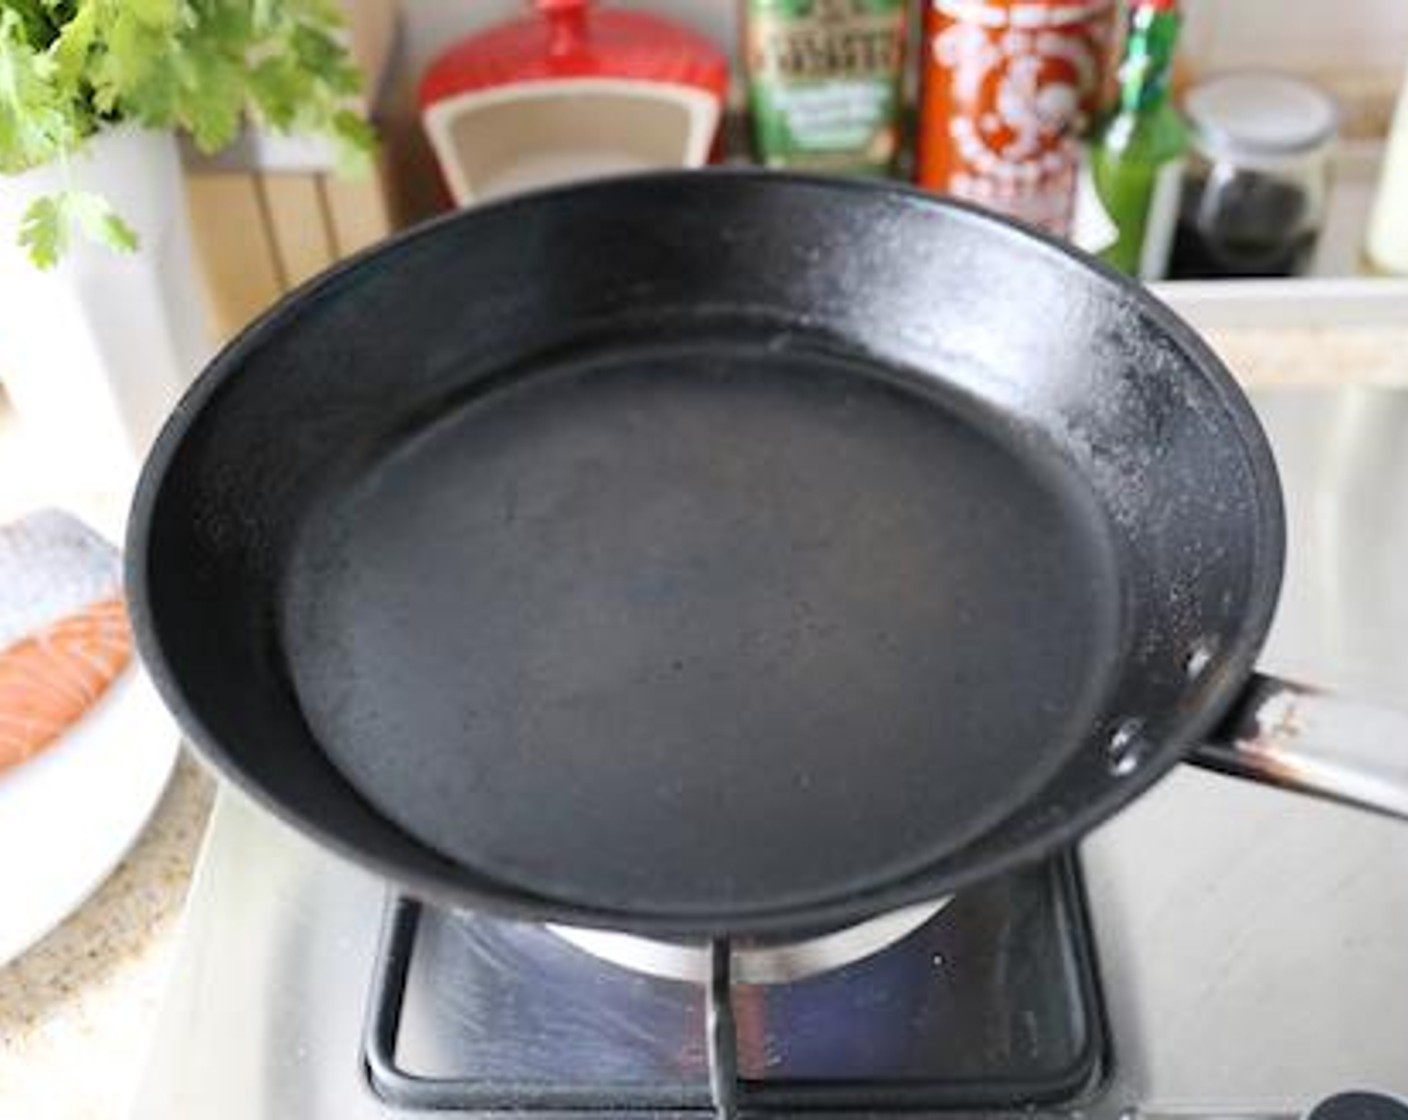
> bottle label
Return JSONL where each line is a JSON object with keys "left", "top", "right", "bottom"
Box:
{"left": 1071, "top": 157, "right": 1120, "bottom": 254}
{"left": 919, "top": 0, "right": 1116, "bottom": 235}
{"left": 745, "top": 0, "right": 907, "bottom": 172}
{"left": 1138, "top": 157, "right": 1184, "bottom": 279}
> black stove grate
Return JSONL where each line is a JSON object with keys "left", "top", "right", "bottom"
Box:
{"left": 363, "top": 855, "right": 1107, "bottom": 1114}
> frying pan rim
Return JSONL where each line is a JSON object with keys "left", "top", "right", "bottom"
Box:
{"left": 126, "top": 168, "right": 1285, "bottom": 936}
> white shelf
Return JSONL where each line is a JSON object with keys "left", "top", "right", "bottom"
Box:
{"left": 1152, "top": 142, "right": 1408, "bottom": 329}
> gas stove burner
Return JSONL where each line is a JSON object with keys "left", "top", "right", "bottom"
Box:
{"left": 545, "top": 896, "right": 952, "bottom": 985}
{"left": 363, "top": 854, "right": 1106, "bottom": 1114}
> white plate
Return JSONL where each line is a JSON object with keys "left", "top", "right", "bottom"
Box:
{"left": 0, "top": 662, "right": 180, "bottom": 965}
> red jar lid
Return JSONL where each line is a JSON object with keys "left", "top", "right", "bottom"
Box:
{"left": 419, "top": 0, "right": 729, "bottom": 110}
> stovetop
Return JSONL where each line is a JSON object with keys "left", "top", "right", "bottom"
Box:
{"left": 134, "top": 388, "right": 1408, "bottom": 1118}
{"left": 367, "top": 857, "right": 1102, "bottom": 1112}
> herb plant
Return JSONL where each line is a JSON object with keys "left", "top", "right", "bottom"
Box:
{"left": 0, "top": 0, "right": 374, "bottom": 266}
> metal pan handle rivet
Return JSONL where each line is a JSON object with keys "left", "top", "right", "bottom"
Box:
{"left": 1107, "top": 719, "right": 1149, "bottom": 777}
{"left": 1184, "top": 639, "right": 1217, "bottom": 681}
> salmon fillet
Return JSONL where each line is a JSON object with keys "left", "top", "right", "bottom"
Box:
{"left": 0, "top": 596, "right": 132, "bottom": 774}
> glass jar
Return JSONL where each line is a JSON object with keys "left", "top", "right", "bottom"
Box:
{"left": 1169, "top": 72, "right": 1337, "bottom": 279}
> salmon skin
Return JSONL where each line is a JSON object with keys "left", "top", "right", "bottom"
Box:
{"left": 0, "top": 598, "right": 132, "bottom": 773}
{"left": 0, "top": 512, "right": 130, "bottom": 775}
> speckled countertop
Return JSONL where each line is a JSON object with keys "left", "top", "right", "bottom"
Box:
{"left": 1208, "top": 326, "right": 1408, "bottom": 387}
{"left": 0, "top": 760, "right": 213, "bottom": 1120}
{"left": 0, "top": 325, "right": 1406, "bottom": 1120}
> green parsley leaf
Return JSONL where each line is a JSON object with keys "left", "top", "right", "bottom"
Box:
{"left": 49, "top": 2, "right": 97, "bottom": 92}
{"left": 65, "top": 189, "right": 139, "bottom": 253}
{"left": 18, "top": 189, "right": 139, "bottom": 269}
{"left": 0, "top": 9, "right": 76, "bottom": 173}
{"left": 1, "top": 0, "right": 375, "bottom": 265}
{"left": 18, "top": 193, "right": 66, "bottom": 269}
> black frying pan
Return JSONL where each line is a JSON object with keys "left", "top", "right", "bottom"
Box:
{"left": 128, "top": 172, "right": 1408, "bottom": 938}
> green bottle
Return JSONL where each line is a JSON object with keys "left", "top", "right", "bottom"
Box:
{"left": 742, "top": 0, "right": 907, "bottom": 176}
{"left": 1088, "top": 0, "right": 1188, "bottom": 278}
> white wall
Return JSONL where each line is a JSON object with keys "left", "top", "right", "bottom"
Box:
{"left": 1183, "top": 0, "right": 1408, "bottom": 76}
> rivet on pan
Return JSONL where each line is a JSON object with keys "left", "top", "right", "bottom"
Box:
{"left": 1185, "top": 639, "right": 1216, "bottom": 681}
{"left": 1107, "top": 719, "right": 1148, "bottom": 777}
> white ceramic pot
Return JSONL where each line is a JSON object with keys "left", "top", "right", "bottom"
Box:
{"left": 0, "top": 126, "right": 211, "bottom": 492}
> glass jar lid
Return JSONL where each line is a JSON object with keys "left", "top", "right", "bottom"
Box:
{"left": 1185, "top": 72, "right": 1338, "bottom": 162}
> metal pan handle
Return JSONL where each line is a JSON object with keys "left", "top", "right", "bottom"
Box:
{"left": 1189, "top": 674, "right": 1408, "bottom": 821}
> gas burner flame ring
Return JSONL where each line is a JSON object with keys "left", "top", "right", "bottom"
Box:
{"left": 545, "top": 897, "right": 953, "bottom": 986}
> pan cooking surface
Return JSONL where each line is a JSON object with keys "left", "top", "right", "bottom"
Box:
{"left": 280, "top": 337, "right": 1122, "bottom": 918}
